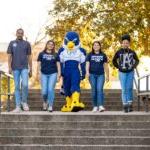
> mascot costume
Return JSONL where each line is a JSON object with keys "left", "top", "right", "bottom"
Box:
{"left": 58, "top": 31, "right": 86, "bottom": 112}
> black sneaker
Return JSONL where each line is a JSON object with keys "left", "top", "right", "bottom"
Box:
{"left": 60, "top": 86, "right": 65, "bottom": 96}
{"left": 128, "top": 104, "right": 133, "bottom": 112}
{"left": 123, "top": 104, "right": 128, "bottom": 113}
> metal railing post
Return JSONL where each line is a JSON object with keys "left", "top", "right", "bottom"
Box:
{"left": 146, "top": 76, "right": 149, "bottom": 112}
{"left": 7, "top": 76, "right": 11, "bottom": 112}
{"left": 137, "top": 78, "right": 140, "bottom": 111}
{"left": 0, "top": 72, "right": 2, "bottom": 113}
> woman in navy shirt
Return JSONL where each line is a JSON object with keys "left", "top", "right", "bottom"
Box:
{"left": 86, "top": 41, "right": 109, "bottom": 112}
{"left": 37, "top": 40, "right": 61, "bottom": 112}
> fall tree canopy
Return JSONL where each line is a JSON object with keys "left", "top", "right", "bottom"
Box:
{"left": 46, "top": 0, "right": 150, "bottom": 56}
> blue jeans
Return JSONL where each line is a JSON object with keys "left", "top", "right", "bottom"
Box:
{"left": 119, "top": 71, "right": 134, "bottom": 105}
{"left": 89, "top": 74, "right": 105, "bottom": 107}
{"left": 41, "top": 73, "right": 57, "bottom": 106}
{"left": 13, "top": 69, "right": 29, "bottom": 107}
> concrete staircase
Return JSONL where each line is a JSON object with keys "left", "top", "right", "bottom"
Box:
{"left": 0, "top": 89, "right": 150, "bottom": 150}
{"left": 8, "top": 89, "right": 138, "bottom": 111}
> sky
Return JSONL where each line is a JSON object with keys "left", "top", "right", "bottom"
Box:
{"left": 0, "top": 0, "right": 53, "bottom": 43}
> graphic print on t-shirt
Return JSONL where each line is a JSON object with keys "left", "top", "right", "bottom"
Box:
{"left": 13, "top": 43, "right": 17, "bottom": 47}
{"left": 43, "top": 54, "right": 55, "bottom": 61}
{"left": 91, "top": 55, "right": 104, "bottom": 62}
{"left": 120, "top": 53, "right": 135, "bottom": 70}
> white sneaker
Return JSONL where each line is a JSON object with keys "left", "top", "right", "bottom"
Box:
{"left": 99, "top": 106, "right": 105, "bottom": 112}
{"left": 48, "top": 106, "right": 53, "bottom": 112}
{"left": 22, "top": 103, "right": 29, "bottom": 111}
{"left": 43, "top": 102, "right": 48, "bottom": 111}
{"left": 12, "top": 107, "right": 22, "bottom": 113}
{"left": 92, "top": 107, "right": 98, "bottom": 112}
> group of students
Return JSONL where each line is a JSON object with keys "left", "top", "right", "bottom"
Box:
{"left": 7, "top": 28, "right": 139, "bottom": 113}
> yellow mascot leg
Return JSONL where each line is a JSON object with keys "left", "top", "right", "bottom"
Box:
{"left": 61, "top": 96, "right": 72, "bottom": 112}
{"left": 71, "top": 92, "right": 85, "bottom": 112}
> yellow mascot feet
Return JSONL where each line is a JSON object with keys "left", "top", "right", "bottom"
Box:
{"left": 71, "top": 92, "right": 85, "bottom": 112}
{"left": 61, "top": 96, "right": 72, "bottom": 112}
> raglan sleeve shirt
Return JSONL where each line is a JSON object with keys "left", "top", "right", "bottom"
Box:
{"left": 133, "top": 51, "right": 139, "bottom": 69}
{"left": 112, "top": 51, "right": 119, "bottom": 69}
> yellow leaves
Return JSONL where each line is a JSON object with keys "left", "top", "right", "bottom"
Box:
{"left": 1, "top": 76, "right": 14, "bottom": 102}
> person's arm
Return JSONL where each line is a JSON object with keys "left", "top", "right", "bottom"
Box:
{"left": 86, "top": 61, "right": 90, "bottom": 79}
{"left": 80, "top": 48, "right": 86, "bottom": 80}
{"left": 28, "top": 54, "right": 32, "bottom": 78}
{"left": 8, "top": 54, "right": 12, "bottom": 74}
{"left": 36, "top": 52, "right": 42, "bottom": 81}
{"left": 57, "top": 62, "right": 61, "bottom": 82}
{"left": 36, "top": 61, "right": 41, "bottom": 81}
{"left": 27, "top": 42, "right": 32, "bottom": 77}
{"left": 80, "top": 62, "right": 86, "bottom": 80}
{"left": 112, "top": 51, "right": 119, "bottom": 69}
{"left": 85, "top": 53, "right": 91, "bottom": 79}
{"left": 104, "top": 63, "right": 109, "bottom": 82}
{"left": 7, "top": 42, "right": 13, "bottom": 74}
{"left": 57, "top": 48, "right": 64, "bottom": 77}
{"left": 133, "top": 51, "right": 139, "bottom": 69}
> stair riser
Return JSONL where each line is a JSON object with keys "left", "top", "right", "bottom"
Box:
{"left": 0, "top": 122, "right": 149, "bottom": 129}
{"left": 0, "top": 129, "right": 149, "bottom": 136}
{"left": 28, "top": 93, "right": 134, "bottom": 98}
{"left": 0, "top": 115, "right": 149, "bottom": 122}
{"left": 0, "top": 137, "right": 150, "bottom": 145}
{"left": 0, "top": 146, "right": 149, "bottom": 150}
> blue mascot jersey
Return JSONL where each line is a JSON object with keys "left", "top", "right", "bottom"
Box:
{"left": 59, "top": 48, "right": 85, "bottom": 66}
{"left": 58, "top": 47, "right": 86, "bottom": 77}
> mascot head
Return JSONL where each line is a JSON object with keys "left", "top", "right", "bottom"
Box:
{"left": 63, "top": 31, "right": 80, "bottom": 51}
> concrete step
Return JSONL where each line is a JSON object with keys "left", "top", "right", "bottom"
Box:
{"left": 5, "top": 107, "right": 123, "bottom": 112}
{"left": 1, "top": 112, "right": 150, "bottom": 121}
{"left": 9, "top": 101, "right": 139, "bottom": 107}
{"left": 0, "top": 136, "right": 150, "bottom": 145}
{"left": 0, "top": 112, "right": 149, "bottom": 148}
{"left": 0, "top": 145, "right": 150, "bottom": 150}
{"left": 3, "top": 106, "right": 126, "bottom": 112}
{"left": 4, "top": 89, "right": 137, "bottom": 112}
{"left": 0, "top": 88, "right": 146, "bottom": 149}
{"left": 7, "top": 102, "right": 138, "bottom": 111}
{"left": 0, "top": 128, "right": 149, "bottom": 137}
{"left": 0, "top": 121, "right": 150, "bottom": 129}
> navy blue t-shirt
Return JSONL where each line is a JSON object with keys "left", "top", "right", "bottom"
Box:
{"left": 37, "top": 51, "right": 58, "bottom": 75}
{"left": 86, "top": 52, "right": 108, "bottom": 75}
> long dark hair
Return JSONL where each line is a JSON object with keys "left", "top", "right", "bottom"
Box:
{"left": 92, "top": 41, "right": 102, "bottom": 54}
{"left": 44, "top": 40, "right": 55, "bottom": 54}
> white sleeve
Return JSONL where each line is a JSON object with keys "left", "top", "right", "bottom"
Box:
{"left": 59, "top": 52, "right": 64, "bottom": 63}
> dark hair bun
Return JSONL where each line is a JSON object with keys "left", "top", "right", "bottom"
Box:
{"left": 121, "top": 34, "right": 131, "bottom": 42}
